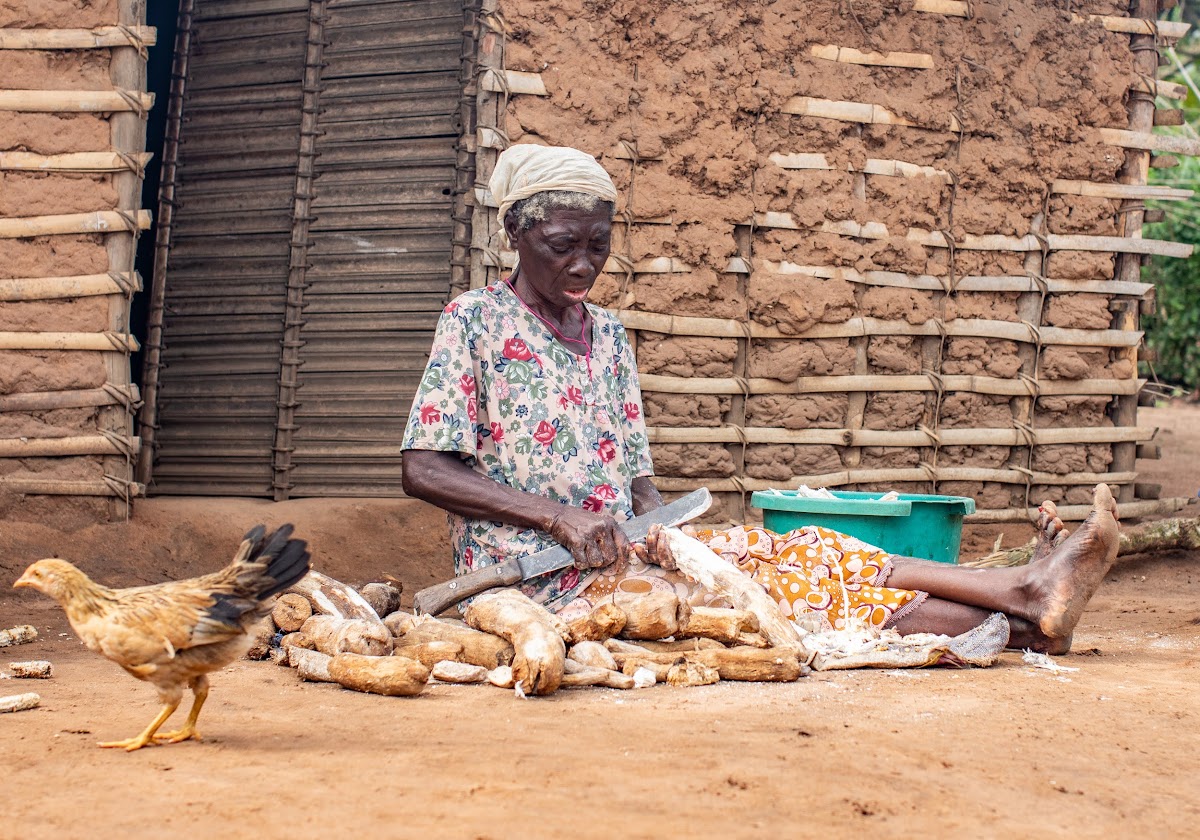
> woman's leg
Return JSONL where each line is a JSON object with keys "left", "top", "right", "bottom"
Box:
{"left": 887, "top": 597, "right": 1052, "bottom": 650}
{"left": 883, "top": 484, "right": 1120, "bottom": 653}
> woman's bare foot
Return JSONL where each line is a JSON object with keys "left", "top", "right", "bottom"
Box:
{"left": 1006, "top": 615, "right": 1070, "bottom": 654}
{"left": 1030, "top": 500, "right": 1068, "bottom": 564}
{"left": 1021, "top": 484, "right": 1120, "bottom": 654}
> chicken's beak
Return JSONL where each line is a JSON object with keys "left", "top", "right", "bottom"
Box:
{"left": 13, "top": 569, "right": 34, "bottom": 589}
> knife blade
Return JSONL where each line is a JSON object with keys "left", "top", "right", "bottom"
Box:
{"left": 412, "top": 487, "right": 711, "bottom": 616}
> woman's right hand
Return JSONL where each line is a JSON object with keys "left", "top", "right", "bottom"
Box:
{"left": 546, "top": 506, "right": 632, "bottom": 572}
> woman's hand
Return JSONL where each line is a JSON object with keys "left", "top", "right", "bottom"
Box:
{"left": 631, "top": 523, "right": 678, "bottom": 570}
{"left": 546, "top": 506, "right": 632, "bottom": 572}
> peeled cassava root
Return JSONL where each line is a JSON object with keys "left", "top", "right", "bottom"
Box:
{"left": 360, "top": 582, "right": 403, "bottom": 618}
{"left": 272, "top": 593, "right": 312, "bottom": 632}
{"left": 245, "top": 617, "right": 278, "bottom": 660}
{"left": 289, "top": 647, "right": 335, "bottom": 682}
{"left": 566, "top": 602, "right": 626, "bottom": 642}
{"left": 288, "top": 570, "right": 381, "bottom": 621}
{"left": 301, "top": 615, "right": 391, "bottom": 657}
{"left": 465, "top": 590, "right": 567, "bottom": 696}
{"left": 383, "top": 611, "right": 418, "bottom": 637}
{"left": 393, "top": 617, "right": 515, "bottom": 669}
{"left": 0, "top": 692, "right": 40, "bottom": 713}
{"left": 8, "top": 660, "right": 53, "bottom": 678}
{"left": 667, "top": 659, "right": 720, "bottom": 687}
{"left": 612, "top": 586, "right": 689, "bottom": 640}
{"left": 0, "top": 625, "right": 37, "bottom": 648}
{"left": 606, "top": 639, "right": 806, "bottom": 682}
{"left": 328, "top": 653, "right": 429, "bottom": 697}
{"left": 562, "top": 659, "right": 636, "bottom": 689}
{"left": 432, "top": 660, "right": 489, "bottom": 683}
{"left": 398, "top": 640, "right": 464, "bottom": 668}
{"left": 567, "top": 640, "right": 618, "bottom": 671}
{"left": 678, "top": 606, "right": 759, "bottom": 645}
{"left": 660, "top": 526, "right": 807, "bottom": 650}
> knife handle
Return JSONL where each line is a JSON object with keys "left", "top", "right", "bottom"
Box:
{"left": 412, "top": 557, "right": 524, "bottom": 616}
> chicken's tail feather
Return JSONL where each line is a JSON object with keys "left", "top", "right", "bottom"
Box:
{"left": 245, "top": 524, "right": 310, "bottom": 601}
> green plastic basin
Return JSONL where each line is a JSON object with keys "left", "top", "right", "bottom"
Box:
{"left": 750, "top": 490, "right": 976, "bottom": 564}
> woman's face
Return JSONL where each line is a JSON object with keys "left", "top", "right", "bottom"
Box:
{"left": 506, "top": 203, "right": 612, "bottom": 310}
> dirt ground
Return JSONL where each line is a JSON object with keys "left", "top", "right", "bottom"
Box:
{"left": 0, "top": 404, "right": 1197, "bottom": 838}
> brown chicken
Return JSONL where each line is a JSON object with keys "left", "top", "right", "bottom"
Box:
{"left": 13, "top": 524, "right": 310, "bottom": 751}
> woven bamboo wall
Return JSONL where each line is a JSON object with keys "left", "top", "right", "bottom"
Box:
{"left": 0, "top": 0, "right": 151, "bottom": 517}
{"left": 467, "top": 0, "right": 1199, "bottom": 523}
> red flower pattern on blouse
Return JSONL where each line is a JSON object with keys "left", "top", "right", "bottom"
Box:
{"left": 503, "top": 337, "right": 533, "bottom": 361}
{"left": 533, "top": 420, "right": 557, "bottom": 447}
{"left": 596, "top": 438, "right": 617, "bottom": 463}
{"left": 583, "top": 483, "right": 619, "bottom": 512}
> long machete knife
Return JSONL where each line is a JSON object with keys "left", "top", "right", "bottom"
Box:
{"left": 412, "top": 487, "right": 711, "bottom": 616}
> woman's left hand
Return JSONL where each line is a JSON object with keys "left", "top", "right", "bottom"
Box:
{"left": 632, "top": 523, "right": 678, "bottom": 570}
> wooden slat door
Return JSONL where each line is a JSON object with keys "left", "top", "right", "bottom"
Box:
{"left": 147, "top": 0, "right": 464, "bottom": 497}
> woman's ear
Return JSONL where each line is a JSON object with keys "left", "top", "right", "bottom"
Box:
{"left": 503, "top": 212, "right": 521, "bottom": 247}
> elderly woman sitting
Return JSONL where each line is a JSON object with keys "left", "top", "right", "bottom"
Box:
{"left": 402, "top": 144, "right": 1120, "bottom": 655}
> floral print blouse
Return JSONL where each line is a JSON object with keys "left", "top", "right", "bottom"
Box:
{"left": 402, "top": 281, "right": 654, "bottom": 612}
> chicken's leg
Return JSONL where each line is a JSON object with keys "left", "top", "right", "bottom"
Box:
{"left": 153, "top": 675, "right": 208, "bottom": 745}
{"left": 99, "top": 700, "right": 180, "bottom": 751}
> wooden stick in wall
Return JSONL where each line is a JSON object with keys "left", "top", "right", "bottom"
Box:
{"left": 768, "top": 152, "right": 951, "bottom": 181}
{"left": 0, "top": 332, "right": 139, "bottom": 351}
{"left": 0, "top": 89, "right": 154, "bottom": 112}
{"left": 0, "top": 478, "right": 144, "bottom": 497}
{"left": 654, "top": 469, "right": 1138, "bottom": 493}
{"left": 0, "top": 26, "right": 157, "bottom": 49}
{"left": 0, "top": 386, "right": 140, "bottom": 413}
{"left": 757, "top": 260, "right": 1153, "bottom": 297}
{"left": 637, "top": 372, "right": 1142, "bottom": 398}
{"left": 810, "top": 44, "right": 933, "bottom": 69}
{"left": 750, "top": 212, "right": 1193, "bottom": 257}
{"left": 911, "top": 0, "right": 969, "bottom": 16}
{"left": 1109, "top": 0, "right": 1159, "bottom": 507}
{"left": 782, "top": 96, "right": 962, "bottom": 133}
{"left": 644, "top": 424, "right": 1156, "bottom": 447}
{"left": 0, "top": 210, "right": 151, "bottom": 238}
{"left": 1098, "top": 127, "right": 1200, "bottom": 157}
{"left": 1081, "top": 14, "right": 1190, "bottom": 40}
{"left": 0, "top": 151, "right": 153, "bottom": 172}
{"left": 0, "top": 273, "right": 139, "bottom": 301}
{"left": 766, "top": 154, "right": 1188, "bottom": 200}
{"left": 479, "top": 69, "right": 548, "bottom": 96}
{"left": 912, "top": 1, "right": 1193, "bottom": 40}
{"left": 783, "top": 97, "right": 1200, "bottom": 159}
{"left": 612, "top": 309, "right": 1143, "bottom": 347}
{"left": 1051, "top": 179, "right": 1193, "bottom": 201}
{"left": 966, "top": 498, "right": 1190, "bottom": 524}
{"left": 0, "top": 436, "right": 140, "bottom": 457}
{"left": 1131, "top": 75, "right": 1187, "bottom": 101}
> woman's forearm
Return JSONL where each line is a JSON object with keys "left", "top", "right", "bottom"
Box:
{"left": 401, "top": 448, "right": 562, "bottom": 532}
{"left": 630, "top": 475, "right": 663, "bottom": 516}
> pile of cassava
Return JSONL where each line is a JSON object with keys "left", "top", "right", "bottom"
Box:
{"left": 251, "top": 570, "right": 811, "bottom": 698}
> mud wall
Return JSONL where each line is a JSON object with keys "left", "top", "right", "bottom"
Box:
{"left": 0, "top": 0, "right": 148, "bottom": 521}
{"left": 472, "top": 0, "right": 1192, "bottom": 522}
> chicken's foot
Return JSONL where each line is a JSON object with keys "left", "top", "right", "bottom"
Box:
{"left": 99, "top": 701, "right": 179, "bottom": 751}
{"left": 153, "top": 676, "right": 208, "bottom": 745}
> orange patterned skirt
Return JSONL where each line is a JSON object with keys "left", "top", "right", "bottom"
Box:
{"left": 563, "top": 525, "right": 926, "bottom": 633}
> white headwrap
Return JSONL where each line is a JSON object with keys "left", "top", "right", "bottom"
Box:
{"left": 489, "top": 144, "right": 618, "bottom": 246}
